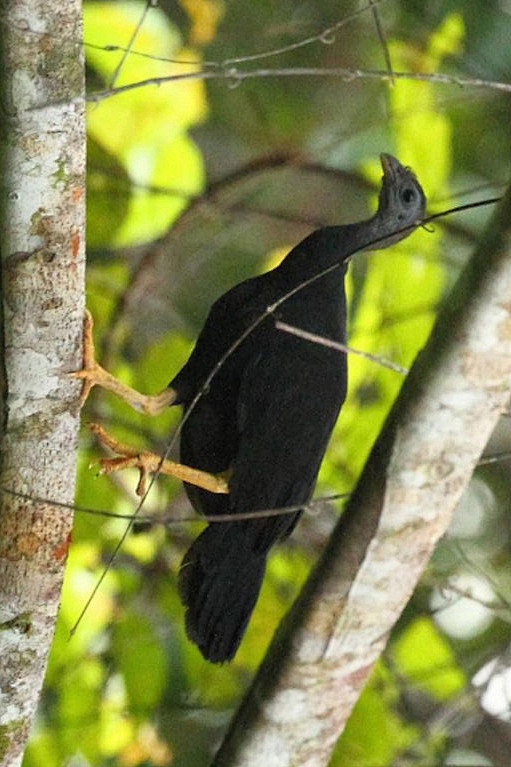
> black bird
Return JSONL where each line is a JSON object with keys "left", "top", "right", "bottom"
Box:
{"left": 73, "top": 154, "right": 426, "bottom": 663}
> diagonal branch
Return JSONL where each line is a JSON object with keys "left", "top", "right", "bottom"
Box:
{"left": 212, "top": 186, "right": 511, "bottom": 766}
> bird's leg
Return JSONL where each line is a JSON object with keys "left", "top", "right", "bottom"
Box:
{"left": 90, "top": 424, "right": 230, "bottom": 497}
{"left": 70, "top": 312, "right": 230, "bottom": 496}
{"left": 68, "top": 310, "right": 176, "bottom": 415}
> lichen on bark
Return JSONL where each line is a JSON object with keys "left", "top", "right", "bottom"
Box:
{"left": 0, "top": 2, "right": 86, "bottom": 766}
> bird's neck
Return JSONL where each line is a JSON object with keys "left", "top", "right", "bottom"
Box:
{"left": 324, "top": 211, "right": 403, "bottom": 255}
{"left": 275, "top": 213, "right": 390, "bottom": 286}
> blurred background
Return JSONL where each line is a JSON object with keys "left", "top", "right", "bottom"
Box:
{"left": 25, "top": 1, "right": 511, "bottom": 765}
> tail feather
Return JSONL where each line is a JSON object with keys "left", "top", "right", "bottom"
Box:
{"left": 178, "top": 525, "right": 266, "bottom": 663}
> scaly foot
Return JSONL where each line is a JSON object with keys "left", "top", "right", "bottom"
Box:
{"left": 90, "top": 424, "right": 230, "bottom": 497}
{"left": 69, "top": 310, "right": 175, "bottom": 414}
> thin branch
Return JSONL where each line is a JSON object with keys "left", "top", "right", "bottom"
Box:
{"left": 369, "top": 0, "right": 394, "bottom": 85}
{"left": 219, "top": 1, "right": 384, "bottom": 67}
{"left": 107, "top": 0, "right": 154, "bottom": 89}
{"left": 430, "top": 580, "right": 510, "bottom": 617}
{"left": 275, "top": 320, "right": 409, "bottom": 374}
{"left": 477, "top": 450, "right": 511, "bottom": 465}
{"left": 84, "top": 40, "right": 211, "bottom": 67}
{"left": 82, "top": 67, "right": 511, "bottom": 106}
{"left": 0, "top": 486, "right": 348, "bottom": 526}
{"left": 84, "top": 1, "right": 384, "bottom": 71}
{"left": 89, "top": 154, "right": 479, "bottom": 248}
{"left": 453, "top": 542, "right": 511, "bottom": 615}
{"left": 97, "top": 151, "right": 296, "bottom": 362}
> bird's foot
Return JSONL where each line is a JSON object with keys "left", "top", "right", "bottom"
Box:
{"left": 89, "top": 423, "right": 230, "bottom": 497}
{"left": 67, "top": 309, "right": 104, "bottom": 407}
{"left": 68, "top": 310, "right": 175, "bottom": 414}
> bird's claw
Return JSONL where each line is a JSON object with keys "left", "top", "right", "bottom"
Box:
{"left": 68, "top": 310, "right": 176, "bottom": 415}
{"left": 91, "top": 455, "right": 152, "bottom": 497}
{"left": 67, "top": 309, "right": 105, "bottom": 407}
{"left": 89, "top": 423, "right": 230, "bottom": 496}
{"left": 89, "top": 423, "right": 153, "bottom": 496}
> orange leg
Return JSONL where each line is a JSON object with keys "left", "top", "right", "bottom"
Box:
{"left": 68, "top": 310, "right": 176, "bottom": 415}
{"left": 90, "top": 425, "right": 230, "bottom": 497}
{"left": 70, "top": 311, "right": 230, "bottom": 496}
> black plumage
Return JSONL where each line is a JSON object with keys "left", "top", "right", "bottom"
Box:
{"left": 169, "top": 154, "right": 426, "bottom": 662}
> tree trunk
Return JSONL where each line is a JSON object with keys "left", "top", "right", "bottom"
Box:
{"left": 213, "top": 187, "right": 511, "bottom": 767}
{"left": 0, "top": 1, "right": 85, "bottom": 765}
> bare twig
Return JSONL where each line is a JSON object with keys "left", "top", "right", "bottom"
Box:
{"left": 369, "top": 0, "right": 394, "bottom": 85}
{"left": 219, "top": 1, "right": 384, "bottom": 67}
{"left": 477, "top": 450, "right": 511, "bottom": 466}
{"left": 107, "top": 0, "right": 154, "bottom": 89}
{"left": 84, "top": 1, "right": 384, "bottom": 71}
{"left": 82, "top": 67, "right": 511, "bottom": 106}
{"left": 1, "top": 486, "right": 348, "bottom": 526}
{"left": 275, "top": 320, "right": 409, "bottom": 374}
{"left": 98, "top": 152, "right": 296, "bottom": 362}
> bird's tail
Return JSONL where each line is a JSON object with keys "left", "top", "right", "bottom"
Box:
{"left": 178, "top": 524, "right": 266, "bottom": 663}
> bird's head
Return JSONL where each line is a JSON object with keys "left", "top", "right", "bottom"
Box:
{"left": 368, "top": 153, "right": 426, "bottom": 249}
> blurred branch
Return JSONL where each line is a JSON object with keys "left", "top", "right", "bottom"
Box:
{"left": 218, "top": 2, "right": 382, "bottom": 66}
{"left": 83, "top": 1, "right": 385, "bottom": 70}
{"left": 478, "top": 450, "right": 511, "bottom": 465}
{"left": 212, "top": 186, "right": 511, "bottom": 766}
{"left": 98, "top": 152, "right": 296, "bottom": 364}
{"left": 369, "top": 0, "right": 395, "bottom": 85}
{"left": 83, "top": 67, "right": 511, "bottom": 105}
{"left": 106, "top": 0, "right": 153, "bottom": 88}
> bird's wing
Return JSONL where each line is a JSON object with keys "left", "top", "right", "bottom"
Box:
{"left": 170, "top": 273, "right": 271, "bottom": 402}
{"left": 176, "top": 274, "right": 275, "bottom": 517}
{"left": 230, "top": 331, "right": 347, "bottom": 551}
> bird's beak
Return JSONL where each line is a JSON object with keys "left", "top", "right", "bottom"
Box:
{"left": 380, "top": 153, "right": 401, "bottom": 182}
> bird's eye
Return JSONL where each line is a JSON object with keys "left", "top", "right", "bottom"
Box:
{"left": 401, "top": 186, "right": 416, "bottom": 204}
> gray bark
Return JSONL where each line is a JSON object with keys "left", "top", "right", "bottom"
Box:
{"left": 0, "top": 1, "right": 85, "bottom": 765}
{"left": 213, "top": 187, "right": 511, "bottom": 767}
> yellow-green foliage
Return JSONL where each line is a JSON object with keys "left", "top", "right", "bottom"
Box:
{"left": 320, "top": 14, "right": 464, "bottom": 493}
{"left": 85, "top": 0, "right": 206, "bottom": 245}
{"left": 393, "top": 616, "right": 466, "bottom": 701}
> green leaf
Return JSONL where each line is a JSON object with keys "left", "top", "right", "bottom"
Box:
{"left": 84, "top": 0, "right": 207, "bottom": 245}
{"left": 87, "top": 135, "right": 131, "bottom": 247}
{"left": 393, "top": 617, "right": 466, "bottom": 701}
{"left": 111, "top": 610, "right": 168, "bottom": 709}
